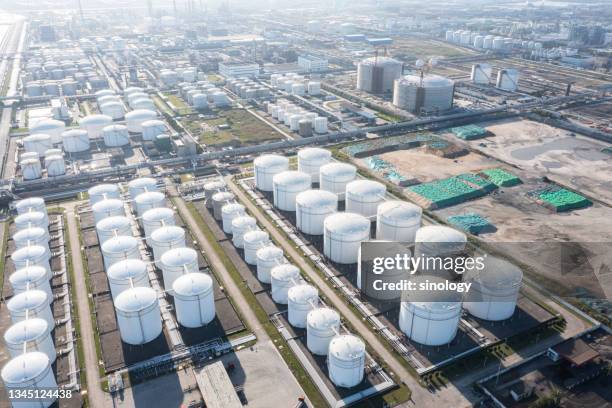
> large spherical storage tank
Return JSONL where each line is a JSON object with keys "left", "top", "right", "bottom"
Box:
{"left": 272, "top": 171, "right": 311, "bottom": 212}
{"left": 142, "top": 207, "right": 175, "bottom": 244}
{"left": 307, "top": 307, "right": 340, "bottom": 355}
{"left": 297, "top": 148, "right": 332, "bottom": 182}
{"left": 231, "top": 216, "right": 257, "bottom": 248}
{"left": 243, "top": 230, "right": 270, "bottom": 265}
{"left": 23, "top": 133, "right": 53, "bottom": 155}
{"left": 256, "top": 245, "right": 284, "bottom": 283}
{"left": 29, "top": 119, "right": 65, "bottom": 144}
{"left": 173, "top": 273, "right": 215, "bottom": 328}
{"left": 80, "top": 114, "right": 113, "bottom": 139}
{"left": 61, "top": 129, "right": 90, "bottom": 152}
{"left": 44, "top": 155, "right": 65, "bottom": 176}
{"left": 103, "top": 124, "right": 130, "bottom": 147}
{"left": 114, "top": 287, "right": 162, "bottom": 345}
{"left": 13, "top": 227, "right": 50, "bottom": 251}
{"left": 100, "top": 101, "right": 125, "bottom": 120}
{"left": 319, "top": 163, "right": 357, "bottom": 199}
{"left": 7, "top": 290, "right": 54, "bottom": 329}
{"left": 345, "top": 180, "right": 386, "bottom": 218}
{"left": 270, "top": 263, "right": 301, "bottom": 304}
{"left": 16, "top": 197, "right": 47, "bottom": 216}
{"left": 160, "top": 247, "right": 199, "bottom": 294}
{"left": 9, "top": 265, "right": 53, "bottom": 300}
{"left": 134, "top": 191, "right": 165, "bottom": 216}
{"left": 89, "top": 183, "right": 121, "bottom": 206}
{"left": 357, "top": 57, "right": 402, "bottom": 93}
{"left": 96, "top": 216, "right": 132, "bottom": 245}
{"left": 141, "top": 120, "right": 167, "bottom": 141}
{"left": 125, "top": 109, "right": 157, "bottom": 133}
{"left": 11, "top": 245, "right": 51, "bottom": 278}
{"left": 254, "top": 154, "right": 289, "bottom": 192}
{"left": 101, "top": 235, "right": 140, "bottom": 268}
{"left": 107, "top": 259, "right": 150, "bottom": 300}
{"left": 92, "top": 198, "right": 125, "bottom": 223}
{"left": 14, "top": 211, "right": 48, "bottom": 231}
{"left": 203, "top": 180, "right": 226, "bottom": 208}
{"left": 296, "top": 189, "right": 337, "bottom": 235}
{"left": 288, "top": 284, "right": 319, "bottom": 328}
{"left": 323, "top": 212, "right": 370, "bottom": 264}
{"left": 1, "top": 352, "right": 58, "bottom": 407}
{"left": 221, "top": 203, "right": 245, "bottom": 234}
{"left": 211, "top": 191, "right": 235, "bottom": 221}
{"left": 376, "top": 201, "right": 422, "bottom": 242}
{"left": 393, "top": 74, "right": 455, "bottom": 114}
{"left": 150, "top": 226, "right": 185, "bottom": 261}
{"left": 4, "top": 318, "right": 55, "bottom": 362}
{"left": 21, "top": 158, "right": 43, "bottom": 180}
{"left": 463, "top": 257, "right": 523, "bottom": 321}
{"left": 328, "top": 334, "right": 366, "bottom": 388}
{"left": 128, "top": 177, "right": 158, "bottom": 199}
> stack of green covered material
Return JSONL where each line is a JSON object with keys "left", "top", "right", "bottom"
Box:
{"left": 457, "top": 173, "right": 498, "bottom": 193}
{"left": 408, "top": 173, "right": 492, "bottom": 208}
{"left": 538, "top": 188, "right": 592, "bottom": 212}
{"left": 341, "top": 133, "right": 439, "bottom": 157}
{"left": 450, "top": 125, "right": 488, "bottom": 140}
{"left": 447, "top": 213, "right": 493, "bottom": 234}
{"left": 480, "top": 168, "right": 522, "bottom": 187}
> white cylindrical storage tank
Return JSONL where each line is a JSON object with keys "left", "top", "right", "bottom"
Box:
{"left": 289, "top": 114, "right": 302, "bottom": 131}
{"left": 414, "top": 226, "right": 467, "bottom": 258}
{"left": 96, "top": 216, "right": 132, "bottom": 245}
{"left": 243, "top": 230, "right": 270, "bottom": 265}
{"left": 102, "top": 124, "right": 130, "bottom": 147}
{"left": 29, "top": 119, "right": 65, "bottom": 144}
{"left": 193, "top": 93, "right": 208, "bottom": 109}
{"left": 254, "top": 154, "right": 289, "bottom": 192}
{"left": 80, "top": 114, "right": 113, "bottom": 139}
{"left": 101, "top": 235, "right": 140, "bottom": 268}
{"left": 203, "top": 180, "right": 226, "bottom": 208}
{"left": 97, "top": 94, "right": 120, "bottom": 105}
{"left": 43, "top": 148, "right": 62, "bottom": 158}
{"left": 463, "top": 257, "right": 523, "bottom": 321}
{"left": 345, "top": 180, "right": 386, "bottom": 218}
{"left": 44, "top": 154, "right": 65, "bottom": 176}
{"left": 107, "top": 259, "right": 150, "bottom": 300}
{"left": 287, "top": 284, "right": 318, "bottom": 328}
{"left": 150, "top": 226, "right": 185, "bottom": 261}
{"left": 142, "top": 207, "right": 175, "bottom": 245}
{"left": 270, "top": 263, "right": 301, "bottom": 304}
{"left": 160, "top": 247, "right": 199, "bottom": 294}
{"left": 13, "top": 227, "right": 50, "bottom": 251}
{"left": 61, "top": 129, "right": 90, "bottom": 152}
{"left": 21, "top": 158, "right": 43, "bottom": 180}
{"left": 307, "top": 81, "right": 321, "bottom": 95}
{"left": 272, "top": 171, "right": 311, "bottom": 212}
{"left": 323, "top": 212, "right": 370, "bottom": 264}
{"left": 11, "top": 246, "right": 51, "bottom": 279}
{"left": 23, "top": 133, "right": 53, "bottom": 155}
{"left": 19, "top": 151, "right": 39, "bottom": 162}
{"left": 15, "top": 197, "right": 47, "bottom": 216}
{"left": 295, "top": 189, "right": 337, "bottom": 235}
{"left": 328, "top": 334, "right": 366, "bottom": 388}
{"left": 127, "top": 92, "right": 148, "bottom": 105}
{"left": 231, "top": 216, "right": 257, "bottom": 248}
{"left": 134, "top": 191, "right": 165, "bottom": 216}
{"left": 319, "top": 163, "right": 357, "bottom": 199}
{"left": 376, "top": 201, "right": 422, "bottom": 242}
{"left": 130, "top": 98, "right": 156, "bottom": 111}
{"left": 9, "top": 266, "right": 53, "bottom": 301}
{"left": 96, "top": 89, "right": 115, "bottom": 98}
{"left": 221, "top": 203, "right": 245, "bottom": 234}
{"left": 92, "top": 198, "right": 125, "bottom": 223}
{"left": 88, "top": 183, "right": 121, "bottom": 205}
{"left": 114, "top": 287, "right": 162, "bottom": 345}
{"left": 306, "top": 307, "right": 340, "bottom": 355}
{"left": 125, "top": 109, "right": 157, "bottom": 133}
{"left": 1, "top": 352, "right": 58, "bottom": 407}
{"left": 297, "top": 148, "right": 331, "bottom": 182}
{"left": 256, "top": 245, "right": 284, "bottom": 284}
{"left": 128, "top": 177, "right": 158, "bottom": 199}
{"left": 4, "top": 319, "right": 55, "bottom": 363}
{"left": 100, "top": 101, "right": 125, "bottom": 120}
{"left": 211, "top": 191, "right": 235, "bottom": 221}
{"left": 173, "top": 273, "right": 215, "bottom": 328}
{"left": 14, "top": 211, "right": 48, "bottom": 231}
{"left": 314, "top": 116, "right": 328, "bottom": 134}
{"left": 7, "top": 290, "right": 54, "bottom": 329}
{"left": 141, "top": 120, "right": 167, "bottom": 141}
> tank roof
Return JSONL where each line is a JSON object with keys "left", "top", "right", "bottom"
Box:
{"left": 324, "top": 212, "right": 370, "bottom": 236}
{"left": 298, "top": 147, "right": 331, "bottom": 161}
{"left": 142, "top": 207, "right": 174, "bottom": 222}
{"left": 96, "top": 215, "right": 131, "bottom": 230}
{"left": 378, "top": 200, "right": 422, "bottom": 220}
{"left": 11, "top": 245, "right": 48, "bottom": 261}
{"left": 151, "top": 226, "right": 184, "bottom": 241}
{"left": 415, "top": 226, "right": 466, "bottom": 244}
{"left": 271, "top": 263, "right": 300, "bottom": 281}
{"left": 397, "top": 74, "right": 454, "bottom": 88}
{"left": 329, "top": 334, "right": 365, "bottom": 360}
{"left": 161, "top": 247, "right": 198, "bottom": 267}
{"left": 296, "top": 189, "right": 337, "bottom": 208}
{"left": 4, "top": 318, "right": 49, "bottom": 344}
{"left": 243, "top": 230, "right": 269, "bottom": 244}
{"left": 92, "top": 198, "right": 124, "bottom": 211}
{"left": 346, "top": 179, "right": 386, "bottom": 197}
{"left": 172, "top": 272, "right": 213, "bottom": 296}
{"left": 1, "top": 352, "right": 50, "bottom": 383}
{"left": 101, "top": 235, "right": 138, "bottom": 253}
{"left": 114, "top": 286, "right": 157, "bottom": 312}
{"left": 307, "top": 307, "right": 340, "bottom": 329}
{"left": 107, "top": 259, "right": 148, "bottom": 280}
{"left": 288, "top": 284, "right": 318, "bottom": 303}
{"left": 254, "top": 154, "right": 289, "bottom": 168}
{"left": 256, "top": 244, "right": 283, "bottom": 260}
{"left": 7, "top": 289, "right": 48, "bottom": 311}
{"left": 9, "top": 266, "right": 48, "bottom": 286}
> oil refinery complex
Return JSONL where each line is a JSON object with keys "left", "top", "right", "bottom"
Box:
{"left": 0, "top": 1, "right": 610, "bottom": 407}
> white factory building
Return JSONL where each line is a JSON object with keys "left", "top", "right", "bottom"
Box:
{"left": 298, "top": 55, "right": 329, "bottom": 73}
{"left": 219, "top": 62, "right": 261, "bottom": 78}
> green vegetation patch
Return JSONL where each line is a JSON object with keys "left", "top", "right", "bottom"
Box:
{"left": 480, "top": 168, "right": 522, "bottom": 187}
{"left": 450, "top": 124, "right": 488, "bottom": 140}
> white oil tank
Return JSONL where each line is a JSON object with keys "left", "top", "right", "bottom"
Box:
{"left": 150, "top": 226, "right": 186, "bottom": 261}
{"left": 13, "top": 227, "right": 50, "bottom": 251}
{"left": 376, "top": 201, "right": 422, "bottom": 242}
{"left": 11, "top": 245, "right": 51, "bottom": 279}
{"left": 297, "top": 148, "right": 332, "bottom": 182}
{"left": 102, "top": 124, "right": 130, "bottom": 147}
{"left": 212, "top": 191, "right": 235, "bottom": 221}
{"left": 134, "top": 191, "right": 165, "bottom": 216}
{"left": 288, "top": 284, "right": 318, "bottom": 328}
{"left": 23, "top": 133, "right": 53, "bottom": 155}
{"left": 142, "top": 207, "right": 175, "bottom": 245}
{"left": 256, "top": 245, "right": 284, "bottom": 284}
{"left": 61, "top": 129, "right": 90, "bottom": 152}
{"left": 1, "top": 352, "right": 58, "bottom": 407}
{"left": 16, "top": 197, "right": 47, "bottom": 216}
{"left": 345, "top": 180, "right": 386, "bottom": 218}
{"left": 107, "top": 259, "right": 150, "bottom": 300}
{"left": 128, "top": 177, "right": 158, "bottom": 199}
{"left": 323, "top": 212, "right": 370, "bottom": 264}
{"left": 254, "top": 154, "right": 289, "bottom": 192}
{"left": 306, "top": 307, "right": 340, "bottom": 355}
{"left": 92, "top": 198, "right": 125, "bottom": 223}
{"left": 4, "top": 318, "right": 55, "bottom": 363}
{"left": 314, "top": 117, "right": 328, "bottom": 134}
{"left": 141, "top": 120, "right": 167, "bottom": 141}
{"left": 160, "top": 247, "right": 199, "bottom": 294}
{"left": 80, "top": 114, "right": 113, "bottom": 139}
{"left": 88, "top": 184, "right": 121, "bottom": 205}
{"left": 204, "top": 179, "right": 226, "bottom": 208}
{"left": 243, "top": 230, "right": 270, "bottom": 265}
{"left": 14, "top": 211, "right": 48, "bottom": 231}
{"left": 125, "top": 109, "right": 157, "bottom": 133}
{"left": 172, "top": 273, "right": 216, "bottom": 328}
{"left": 7, "top": 290, "right": 54, "bottom": 329}
{"left": 273, "top": 171, "right": 311, "bottom": 211}
{"left": 319, "top": 163, "right": 357, "bottom": 199}
{"left": 221, "top": 203, "right": 245, "bottom": 234}
{"left": 101, "top": 235, "right": 140, "bottom": 268}
{"left": 328, "top": 334, "right": 366, "bottom": 388}
{"left": 231, "top": 216, "right": 258, "bottom": 248}
{"left": 414, "top": 226, "right": 467, "bottom": 258}
{"left": 114, "top": 286, "right": 162, "bottom": 345}
{"left": 44, "top": 154, "right": 65, "bottom": 176}
{"left": 9, "top": 266, "right": 53, "bottom": 301}
{"left": 295, "top": 189, "right": 338, "bottom": 235}
{"left": 29, "top": 119, "right": 65, "bottom": 144}
{"left": 21, "top": 158, "right": 43, "bottom": 180}
{"left": 271, "top": 263, "right": 301, "bottom": 304}
{"left": 100, "top": 101, "right": 125, "bottom": 120}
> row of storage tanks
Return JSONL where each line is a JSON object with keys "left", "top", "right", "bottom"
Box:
{"left": 265, "top": 100, "right": 328, "bottom": 137}
{"left": 226, "top": 78, "right": 271, "bottom": 99}
{"left": 203, "top": 174, "right": 367, "bottom": 388}
{"left": 87, "top": 178, "right": 216, "bottom": 346}
{"left": 270, "top": 73, "right": 322, "bottom": 96}
{"left": 2, "top": 197, "right": 61, "bottom": 406}
{"left": 445, "top": 30, "right": 543, "bottom": 51}
{"left": 177, "top": 82, "right": 231, "bottom": 109}
{"left": 252, "top": 148, "right": 524, "bottom": 347}
{"left": 159, "top": 66, "right": 199, "bottom": 86}
{"left": 470, "top": 64, "right": 521, "bottom": 92}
